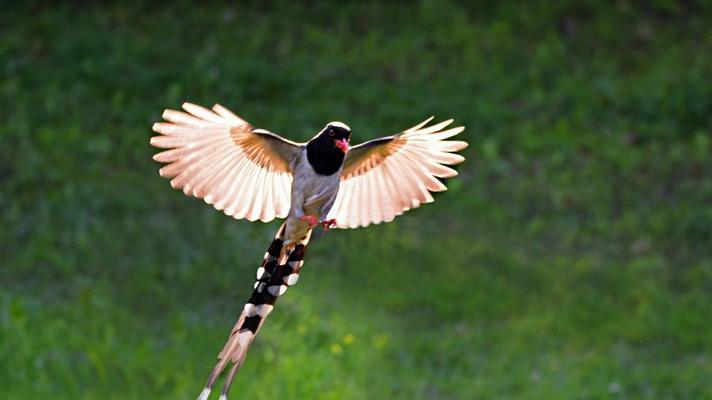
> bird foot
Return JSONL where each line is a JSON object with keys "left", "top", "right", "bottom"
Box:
{"left": 299, "top": 215, "right": 319, "bottom": 229}
{"left": 320, "top": 219, "right": 337, "bottom": 231}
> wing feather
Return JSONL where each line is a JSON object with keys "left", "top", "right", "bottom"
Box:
{"left": 212, "top": 104, "right": 248, "bottom": 125}
{"left": 151, "top": 102, "right": 302, "bottom": 222}
{"left": 194, "top": 145, "right": 243, "bottom": 200}
{"left": 327, "top": 118, "right": 467, "bottom": 228}
{"left": 405, "top": 116, "right": 435, "bottom": 132}
{"left": 183, "top": 143, "right": 237, "bottom": 196}
{"left": 261, "top": 172, "right": 276, "bottom": 222}
{"left": 398, "top": 151, "right": 437, "bottom": 199}
{"left": 364, "top": 174, "right": 379, "bottom": 225}
{"left": 230, "top": 160, "right": 259, "bottom": 218}
{"left": 203, "top": 151, "right": 241, "bottom": 204}
{"left": 181, "top": 102, "right": 227, "bottom": 124}
{"left": 382, "top": 159, "right": 411, "bottom": 216}
{"left": 389, "top": 157, "right": 421, "bottom": 208}
{"left": 214, "top": 155, "right": 250, "bottom": 211}
{"left": 247, "top": 167, "right": 268, "bottom": 221}
{"left": 378, "top": 160, "right": 402, "bottom": 223}
{"left": 351, "top": 177, "right": 364, "bottom": 229}
{"left": 274, "top": 173, "right": 289, "bottom": 218}
{"left": 374, "top": 170, "right": 390, "bottom": 224}
{"left": 367, "top": 171, "right": 382, "bottom": 225}
{"left": 336, "top": 181, "right": 353, "bottom": 228}
{"left": 332, "top": 178, "right": 354, "bottom": 227}
{"left": 275, "top": 172, "right": 291, "bottom": 218}
{"left": 162, "top": 109, "right": 214, "bottom": 128}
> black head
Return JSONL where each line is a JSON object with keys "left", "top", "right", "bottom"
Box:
{"left": 306, "top": 122, "right": 351, "bottom": 176}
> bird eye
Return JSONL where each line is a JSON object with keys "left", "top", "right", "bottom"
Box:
{"left": 329, "top": 129, "right": 335, "bottom": 136}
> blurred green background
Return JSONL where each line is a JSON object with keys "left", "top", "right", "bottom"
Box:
{"left": 2, "top": 1, "right": 711, "bottom": 399}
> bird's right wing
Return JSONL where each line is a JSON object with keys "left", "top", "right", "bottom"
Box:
{"left": 151, "top": 102, "right": 302, "bottom": 222}
{"left": 327, "top": 117, "right": 467, "bottom": 228}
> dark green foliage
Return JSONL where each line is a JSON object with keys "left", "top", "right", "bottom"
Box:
{"left": 1, "top": 1, "right": 711, "bottom": 398}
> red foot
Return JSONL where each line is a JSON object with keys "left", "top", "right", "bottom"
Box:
{"left": 321, "top": 219, "right": 337, "bottom": 231}
{"left": 299, "top": 215, "right": 319, "bottom": 228}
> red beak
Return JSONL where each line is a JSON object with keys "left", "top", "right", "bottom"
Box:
{"left": 335, "top": 138, "right": 350, "bottom": 153}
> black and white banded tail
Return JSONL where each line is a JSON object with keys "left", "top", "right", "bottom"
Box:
{"left": 198, "top": 223, "right": 311, "bottom": 400}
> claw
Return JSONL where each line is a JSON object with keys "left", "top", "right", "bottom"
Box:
{"left": 299, "top": 215, "right": 319, "bottom": 228}
{"left": 320, "top": 219, "right": 337, "bottom": 231}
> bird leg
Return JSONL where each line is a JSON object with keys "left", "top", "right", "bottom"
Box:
{"left": 299, "top": 214, "right": 319, "bottom": 228}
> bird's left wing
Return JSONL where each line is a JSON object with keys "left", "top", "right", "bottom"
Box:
{"left": 327, "top": 118, "right": 468, "bottom": 228}
{"left": 151, "top": 102, "right": 302, "bottom": 222}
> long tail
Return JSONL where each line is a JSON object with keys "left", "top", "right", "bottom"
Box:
{"left": 198, "top": 223, "right": 312, "bottom": 400}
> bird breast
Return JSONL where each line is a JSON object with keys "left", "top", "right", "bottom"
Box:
{"left": 292, "top": 151, "right": 342, "bottom": 216}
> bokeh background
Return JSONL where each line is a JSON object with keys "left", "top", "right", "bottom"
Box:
{"left": 2, "top": 1, "right": 711, "bottom": 399}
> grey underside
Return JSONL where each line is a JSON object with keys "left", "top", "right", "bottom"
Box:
{"left": 283, "top": 149, "right": 342, "bottom": 243}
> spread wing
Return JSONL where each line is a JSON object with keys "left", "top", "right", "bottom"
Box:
{"left": 150, "top": 102, "right": 302, "bottom": 222}
{"left": 327, "top": 117, "right": 467, "bottom": 228}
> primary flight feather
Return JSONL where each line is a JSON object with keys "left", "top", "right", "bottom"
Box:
{"left": 150, "top": 102, "right": 468, "bottom": 399}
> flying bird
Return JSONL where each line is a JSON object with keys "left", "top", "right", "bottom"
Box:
{"left": 150, "top": 102, "right": 468, "bottom": 400}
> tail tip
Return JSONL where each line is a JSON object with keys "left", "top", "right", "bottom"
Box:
{"left": 197, "top": 388, "right": 211, "bottom": 400}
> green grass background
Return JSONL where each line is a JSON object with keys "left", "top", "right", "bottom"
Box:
{"left": 1, "top": 1, "right": 711, "bottom": 399}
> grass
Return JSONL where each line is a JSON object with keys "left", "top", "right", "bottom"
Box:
{"left": 1, "top": 1, "right": 711, "bottom": 399}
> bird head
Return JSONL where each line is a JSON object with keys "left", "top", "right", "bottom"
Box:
{"left": 317, "top": 121, "right": 351, "bottom": 154}
{"left": 306, "top": 122, "right": 352, "bottom": 175}
{"left": 322, "top": 122, "right": 351, "bottom": 153}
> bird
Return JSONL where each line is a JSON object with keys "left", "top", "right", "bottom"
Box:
{"left": 150, "top": 102, "right": 468, "bottom": 400}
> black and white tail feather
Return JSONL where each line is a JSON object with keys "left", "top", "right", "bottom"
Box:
{"left": 198, "top": 223, "right": 311, "bottom": 400}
